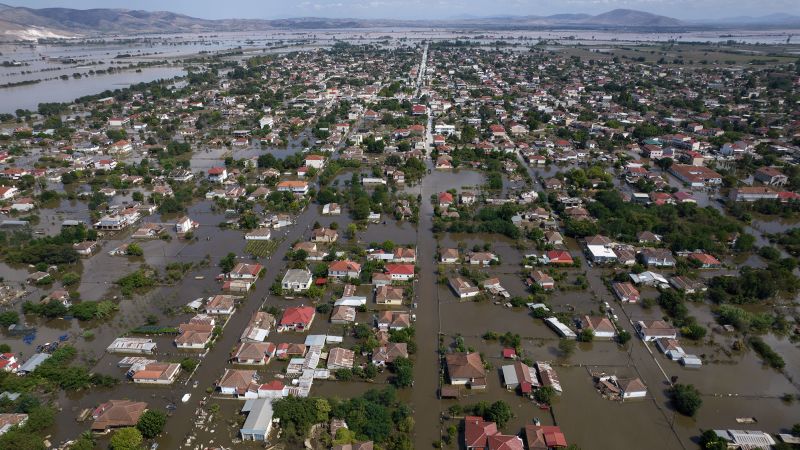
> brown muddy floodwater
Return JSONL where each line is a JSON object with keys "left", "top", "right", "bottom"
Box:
{"left": 2, "top": 157, "right": 799, "bottom": 450}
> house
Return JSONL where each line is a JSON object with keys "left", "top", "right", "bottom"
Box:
{"left": 281, "top": 269, "right": 313, "bottom": 291}
{"left": 217, "top": 369, "right": 258, "bottom": 397}
{"left": 525, "top": 424, "right": 568, "bottom": 449}
{"left": 581, "top": 315, "right": 616, "bottom": 339}
{"left": 0, "top": 186, "right": 17, "bottom": 200}
{"left": 230, "top": 263, "right": 263, "bottom": 280}
{"left": 275, "top": 343, "right": 307, "bottom": 359}
{"left": 371, "top": 273, "right": 392, "bottom": 287}
{"left": 688, "top": 252, "right": 722, "bottom": 269}
{"left": 304, "top": 154, "right": 326, "bottom": 169}
{"left": 240, "top": 312, "right": 276, "bottom": 342}
{"left": 175, "top": 216, "right": 198, "bottom": 234}
{"left": 257, "top": 380, "right": 287, "bottom": 399}
{"left": 376, "top": 311, "right": 411, "bottom": 330}
{"left": 207, "top": 166, "right": 228, "bottom": 183}
{"left": 467, "top": 252, "right": 497, "bottom": 266}
{"left": 73, "top": 241, "right": 98, "bottom": 257}
{"left": 311, "top": 227, "right": 338, "bottom": 243}
{"left": 438, "top": 192, "right": 454, "bottom": 208}
{"left": 205, "top": 295, "right": 237, "bottom": 314}
{"left": 106, "top": 338, "right": 157, "bottom": 354}
{"left": 371, "top": 342, "right": 408, "bottom": 366}
{"left": 620, "top": 378, "right": 647, "bottom": 399}
{"left": 240, "top": 398, "right": 274, "bottom": 442}
{"left": 322, "top": 203, "right": 341, "bottom": 215}
{"left": 327, "top": 347, "right": 355, "bottom": 370}
{"left": 130, "top": 362, "right": 181, "bottom": 384}
{"left": 729, "top": 186, "right": 779, "bottom": 202}
{"left": 611, "top": 282, "right": 640, "bottom": 303}
{"left": 640, "top": 248, "right": 676, "bottom": 267}
{"left": 529, "top": 270, "right": 555, "bottom": 290}
{"left": 464, "top": 416, "right": 498, "bottom": 450}
{"left": 0, "top": 353, "right": 19, "bottom": 373}
{"left": 0, "top": 413, "right": 27, "bottom": 435}
{"left": 445, "top": 352, "right": 486, "bottom": 388}
{"left": 461, "top": 192, "right": 477, "bottom": 205}
{"left": 17, "top": 353, "right": 50, "bottom": 374}
{"left": 385, "top": 264, "right": 415, "bottom": 281}
{"left": 544, "top": 231, "right": 564, "bottom": 246}
{"left": 278, "top": 306, "right": 315, "bottom": 332}
{"left": 245, "top": 229, "right": 272, "bottom": 241}
{"left": 630, "top": 271, "right": 669, "bottom": 287}
{"left": 636, "top": 320, "right": 677, "bottom": 341}
{"left": 545, "top": 250, "right": 574, "bottom": 265}
{"left": 448, "top": 277, "right": 479, "bottom": 298}
{"left": 392, "top": 247, "right": 416, "bottom": 263}
{"left": 435, "top": 156, "right": 453, "bottom": 170}
{"left": 176, "top": 315, "right": 215, "bottom": 349}
{"left": 276, "top": 180, "right": 309, "bottom": 195}
{"left": 656, "top": 338, "right": 686, "bottom": 360}
{"left": 712, "top": 430, "right": 776, "bottom": 450}
{"left": 488, "top": 434, "right": 524, "bottom": 450}
{"left": 91, "top": 400, "right": 148, "bottom": 431}
{"left": 232, "top": 342, "right": 275, "bottom": 365}
{"left": 544, "top": 178, "right": 563, "bottom": 190}
{"left": 440, "top": 248, "right": 459, "bottom": 264}
{"left": 535, "top": 361, "right": 562, "bottom": 392}
{"left": 10, "top": 197, "right": 34, "bottom": 212}
{"left": 636, "top": 231, "right": 661, "bottom": 243}
{"left": 669, "top": 276, "right": 706, "bottom": 294}
{"left": 586, "top": 243, "right": 617, "bottom": 264}
{"left": 501, "top": 360, "right": 537, "bottom": 394}
{"left": 375, "top": 285, "right": 404, "bottom": 306}
{"left": 328, "top": 260, "right": 361, "bottom": 279}
{"left": 668, "top": 164, "right": 722, "bottom": 188}
{"left": 754, "top": 166, "right": 788, "bottom": 186}
{"left": 330, "top": 305, "right": 356, "bottom": 324}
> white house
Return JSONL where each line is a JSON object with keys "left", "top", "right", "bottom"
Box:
{"left": 281, "top": 269, "right": 313, "bottom": 292}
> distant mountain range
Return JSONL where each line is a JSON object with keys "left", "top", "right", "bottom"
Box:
{"left": 0, "top": 4, "right": 798, "bottom": 41}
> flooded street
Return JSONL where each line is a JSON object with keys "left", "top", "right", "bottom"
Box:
{"left": 0, "top": 21, "right": 797, "bottom": 450}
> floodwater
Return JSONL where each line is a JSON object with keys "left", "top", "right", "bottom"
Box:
{"left": 0, "top": 66, "right": 186, "bottom": 113}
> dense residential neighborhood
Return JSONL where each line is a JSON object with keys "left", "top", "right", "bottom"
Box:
{"left": 0, "top": 10, "right": 798, "bottom": 450}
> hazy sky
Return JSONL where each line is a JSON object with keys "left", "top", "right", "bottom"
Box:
{"left": 5, "top": 0, "right": 799, "bottom": 20}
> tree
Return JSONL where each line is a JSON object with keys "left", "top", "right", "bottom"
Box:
{"left": 62, "top": 272, "right": 80, "bottom": 286}
{"left": 136, "top": 410, "right": 167, "bottom": 438}
{"left": 617, "top": 329, "right": 632, "bottom": 345}
{"left": 109, "top": 427, "right": 143, "bottom": 450}
{"left": 681, "top": 324, "right": 707, "bottom": 340}
{"left": 485, "top": 400, "right": 513, "bottom": 428}
{"left": 126, "top": 243, "right": 144, "bottom": 256}
{"left": 273, "top": 397, "right": 330, "bottom": 438}
{"left": 656, "top": 157, "right": 673, "bottom": 172}
{"left": 0, "top": 311, "right": 19, "bottom": 327}
{"left": 390, "top": 357, "right": 414, "bottom": 388}
{"left": 669, "top": 384, "right": 702, "bottom": 416}
{"left": 219, "top": 252, "right": 237, "bottom": 273}
{"left": 699, "top": 430, "right": 729, "bottom": 450}
{"left": 533, "top": 386, "right": 556, "bottom": 405}
{"left": 577, "top": 328, "right": 595, "bottom": 342}
{"left": 734, "top": 233, "right": 756, "bottom": 252}
{"left": 180, "top": 357, "right": 199, "bottom": 372}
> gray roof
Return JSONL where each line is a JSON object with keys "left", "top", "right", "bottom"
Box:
{"left": 19, "top": 353, "right": 51, "bottom": 372}
{"left": 501, "top": 364, "right": 518, "bottom": 386}
{"left": 282, "top": 269, "right": 312, "bottom": 284}
{"left": 240, "top": 398, "right": 273, "bottom": 433}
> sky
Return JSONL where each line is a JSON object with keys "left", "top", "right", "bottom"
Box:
{"left": 5, "top": 0, "right": 799, "bottom": 21}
